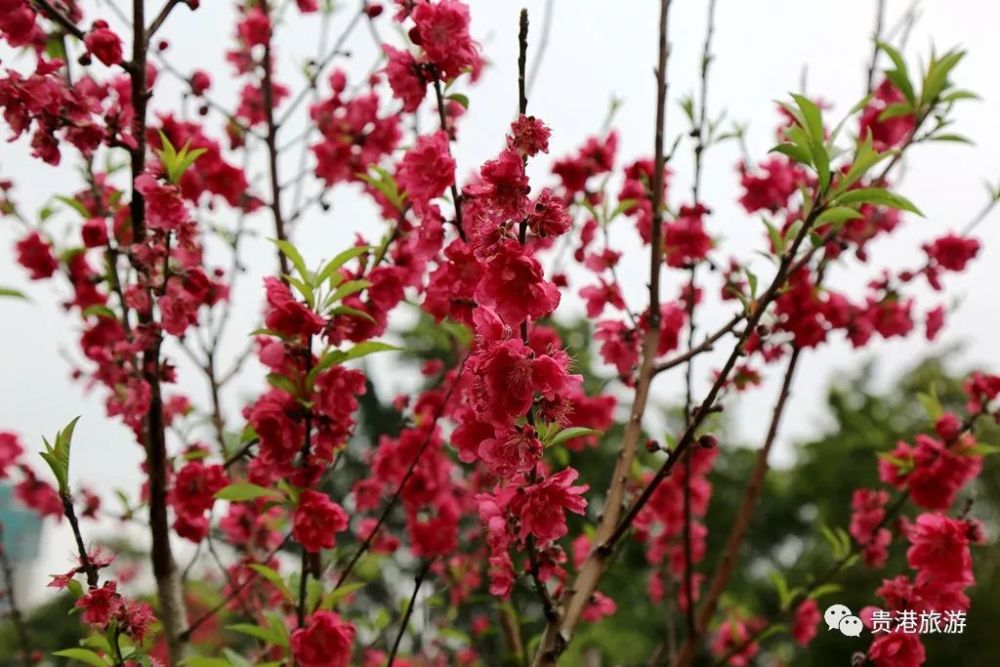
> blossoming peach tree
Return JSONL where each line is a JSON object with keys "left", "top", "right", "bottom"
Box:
{"left": 0, "top": 0, "right": 996, "bottom": 665}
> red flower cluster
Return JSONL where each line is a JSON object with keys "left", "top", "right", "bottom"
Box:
{"left": 171, "top": 461, "right": 228, "bottom": 542}
{"left": 293, "top": 490, "right": 349, "bottom": 553}
{"left": 292, "top": 611, "right": 355, "bottom": 667}
{"left": 878, "top": 432, "right": 981, "bottom": 510}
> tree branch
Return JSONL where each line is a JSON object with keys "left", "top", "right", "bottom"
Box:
{"left": 432, "top": 78, "right": 466, "bottom": 241}
{"left": 128, "top": 0, "right": 188, "bottom": 657}
{"left": 673, "top": 346, "right": 802, "bottom": 666}
{"left": 530, "top": 2, "right": 673, "bottom": 662}
{"left": 332, "top": 360, "right": 467, "bottom": 591}
{"left": 260, "top": 0, "right": 291, "bottom": 278}
{"left": 387, "top": 558, "right": 434, "bottom": 666}
{"left": 30, "top": 0, "right": 85, "bottom": 40}
{"left": 680, "top": 0, "right": 718, "bottom": 640}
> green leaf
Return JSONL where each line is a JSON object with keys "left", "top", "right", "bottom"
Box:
{"left": 82, "top": 305, "right": 118, "bottom": 320}
{"left": 834, "top": 188, "right": 923, "bottom": 216}
{"left": 342, "top": 341, "right": 401, "bottom": 362}
{"left": 315, "top": 245, "right": 371, "bottom": 286}
{"left": 834, "top": 527, "right": 852, "bottom": 556}
{"left": 877, "top": 40, "right": 915, "bottom": 105}
{"left": 931, "top": 133, "right": 974, "bottom": 145}
{"left": 877, "top": 451, "right": 914, "bottom": 472}
{"left": 40, "top": 416, "right": 80, "bottom": 494}
{"left": 155, "top": 131, "right": 207, "bottom": 184}
{"left": 248, "top": 564, "right": 294, "bottom": 602}
{"left": 0, "top": 287, "right": 29, "bottom": 301}
{"left": 227, "top": 623, "right": 287, "bottom": 647}
{"left": 52, "top": 648, "right": 109, "bottom": 667}
{"left": 818, "top": 524, "right": 848, "bottom": 559}
{"left": 287, "top": 275, "right": 315, "bottom": 307}
{"left": 769, "top": 571, "right": 792, "bottom": 609}
{"left": 964, "top": 442, "right": 1000, "bottom": 456}
{"left": 808, "top": 583, "right": 844, "bottom": 600}
{"left": 834, "top": 133, "right": 893, "bottom": 195}
{"left": 215, "top": 483, "right": 281, "bottom": 502}
{"left": 791, "top": 94, "right": 824, "bottom": 143}
{"left": 66, "top": 578, "right": 84, "bottom": 598}
{"left": 321, "top": 582, "right": 367, "bottom": 610}
{"left": 44, "top": 35, "right": 66, "bottom": 60}
{"left": 922, "top": 49, "right": 966, "bottom": 108}
{"left": 816, "top": 207, "right": 864, "bottom": 225}
{"left": 878, "top": 102, "right": 914, "bottom": 122}
{"left": 356, "top": 166, "right": 407, "bottom": 212}
{"left": 181, "top": 659, "right": 231, "bottom": 667}
{"left": 221, "top": 650, "right": 252, "bottom": 667}
{"left": 329, "top": 305, "right": 376, "bottom": 324}
{"left": 916, "top": 386, "right": 943, "bottom": 420}
{"left": 81, "top": 635, "right": 113, "bottom": 654}
{"left": 272, "top": 240, "right": 311, "bottom": 283}
{"left": 55, "top": 195, "right": 91, "bottom": 218}
{"left": 326, "top": 279, "right": 371, "bottom": 306}
{"left": 679, "top": 95, "right": 695, "bottom": 124}
{"left": 756, "top": 623, "right": 789, "bottom": 642}
{"left": 266, "top": 373, "right": 299, "bottom": 397}
{"left": 941, "top": 89, "right": 980, "bottom": 103}
{"left": 770, "top": 142, "right": 812, "bottom": 166}
{"left": 745, "top": 269, "right": 759, "bottom": 299}
{"left": 548, "top": 427, "right": 602, "bottom": 448}
{"left": 446, "top": 93, "right": 469, "bottom": 109}
{"left": 608, "top": 198, "right": 637, "bottom": 222}
{"left": 764, "top": 220, "right": 784, "bottom": 253}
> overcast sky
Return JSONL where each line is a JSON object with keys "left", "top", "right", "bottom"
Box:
{"left": 2, "top": 0, "right": 999, "bottom": 601}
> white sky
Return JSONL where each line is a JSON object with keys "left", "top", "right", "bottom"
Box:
{"left": 2, "top": 0, "right": 1000, "bottom": 602}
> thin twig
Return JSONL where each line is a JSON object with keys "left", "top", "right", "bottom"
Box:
{"left": 680, "top": 0, "right": 718, "bottom": 641}
{"left": 387, "top": 559, "right": 434, "bottom": 666}
{"left": 147, "top": 0, "right": 189, "bottom": 40}
{"left": 30, "top": 0, "right": 85, "bottom": 40}
{"left": 178, "top": 533, "right": 292, "bottom": 641}
{"left": 530, "top": 2, "right": 674, "bottom": 663}
{"left": 525, "top": 0, "right": 554, "bottom": 97}
{"left": 432, "top": 78, "right": 466, "bottom": 241}
{"left": 332, "top": 360, "right": 467, "bottom": 590}
{"left": 260, "top": 0, "right": 291, "bottom": 278}
{"left": 675, "top": 346, "right": 802, "bottom": 666}
{"left": 865, "top": 0, "right": 886, "bottom": 95}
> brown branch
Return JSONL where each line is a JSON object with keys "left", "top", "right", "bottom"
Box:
{"left": 147, "top": 0, "right": 191, "bottom": 40}
{"left": 332, "top": 360, "right": 467, "bottom": 591}
{"left": 387, "top": 558, "right": 434, "bottom": 666}
{"left": 512, "top": 9, "right": 558, "bottom": 624}
{"left": 865, "top": 0, "right": 886, "bottom": 95}
{"left": 277, "top": 6, "right": 365, "bottom": 127}
{"left": 178, "top": 533, "right": 292, "bottom": 641}
{"left": 680, "top": 0, "right": 718, "bottom": 640}
{"left": 61, "top": 492, "right": 100, "bottom": 587}
{"left": 530, "top": 2, "right": 673, "bottom": 663}
{"left": 653, "top": 313, "right": 741, "bottom": 375}
{"left": 128, "top": 0, "right": 188, "bottom": 657}
{"left": 498, "top": 602, "right": 526, "bottom": 666}
{"left": 673, "top": 346, "right": 802, "bottom": 667}
{"left": 525, "top": 0, "right": 554, "bottom": 96}
{"left": 296, "top": 346, "right": 315, "bottom": 629}
{"left": 431, "top": 77, "right": 466, "bottom": 242}
{"left": 30, "top": 0, "right": 85, "bottom": 40}
{"left": 260, "top": 0, "right": 291, "bottom": 278}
